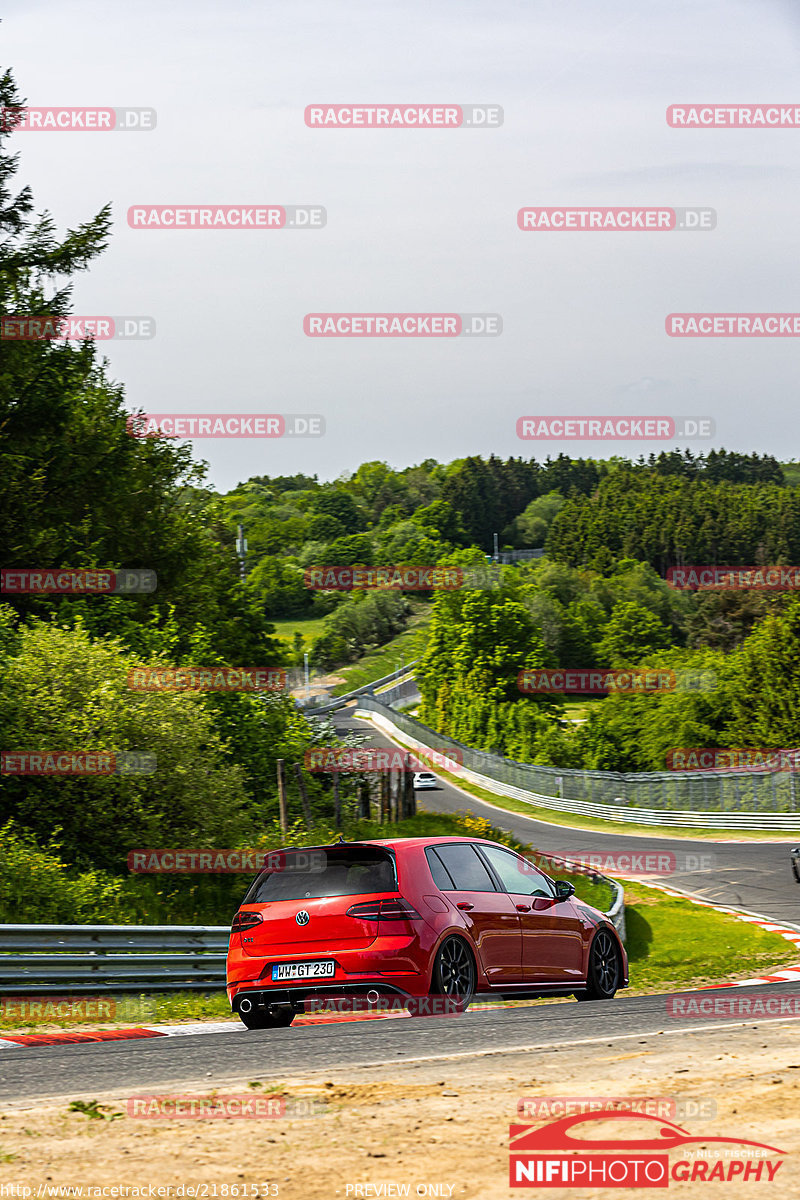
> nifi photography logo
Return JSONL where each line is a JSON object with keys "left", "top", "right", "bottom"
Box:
{"left": 509, "top": 1109, "right": 785, "bottom": 1187}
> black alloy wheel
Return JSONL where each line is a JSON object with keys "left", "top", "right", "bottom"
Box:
{"left": 576, "top": 928, "right": 621, "bottom": 1001}
{"left": 430, "top": 936, "right": 476, "bottom": 1010}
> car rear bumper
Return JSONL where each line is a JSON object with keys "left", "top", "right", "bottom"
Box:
{"left": 227, "top": 938, "right": 430, "bottom": 1006}
{"left": 228, "top": 980, "right": 422, "bottom": 1015}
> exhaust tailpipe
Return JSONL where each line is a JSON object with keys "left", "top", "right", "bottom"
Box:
{"left": 239, "top": 996, "right": 253, "bottom": 1014}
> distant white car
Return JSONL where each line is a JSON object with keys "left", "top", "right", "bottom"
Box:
{"left": 413, "top": 771, "right": 438, "bottom": 790}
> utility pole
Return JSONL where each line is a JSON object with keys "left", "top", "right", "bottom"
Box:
{"left": 293, "top": 762, "right": 314, "bottom": 829}
{"left": 380, "top": 774, "right": 390, "bottom": 824}
{"left": 493, "top": 531, "right": 499, "bottom": 563}
{"left": 235, "top": 524, "right": 248, "bottom": 583}
{"left": 358, "top": 779, "right": 371, "bottom": 820}
{"left": 276, "top": 759, "right": 288, "bottom": 833}
{"left": 333, "top": 771, "right": 341, "bottom": 828}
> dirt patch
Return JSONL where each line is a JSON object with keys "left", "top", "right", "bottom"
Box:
{"left": 1, "top": 1022, "right": 799, "bottom": 1198}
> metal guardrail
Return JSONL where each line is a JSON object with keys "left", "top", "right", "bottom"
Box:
{"left": 299, "top": 660, "right": 420, "bottom": 715}
{"left": 0, "top": 883, "right": 625, "bottom": 996}
{"left": 357, "top": 698, "right": 800, "bottom": 830}
{"left": 373, "top": 676, "right": 421, "bottom": 709}
{"left": 604, "top": 880, "right": 627, "bottom": 942}
{"left": 0, "top": 925, "right": 230, "bottom": 994}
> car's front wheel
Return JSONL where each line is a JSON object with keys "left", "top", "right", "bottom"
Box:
{"left": 575, "top": 928, "right": 621, "bottom": 1001}
{"left": 429, "top": 936, "right": 476, "bottom": 1010}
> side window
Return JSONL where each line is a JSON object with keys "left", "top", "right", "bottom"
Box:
{"left": 480, "top": 846, "right": 555, "bottom": 898}
{"left": 432, "top": 844, "right": 497, "bottom": 892}
{"left": 425, "top": 847, "right": 455, "bottom": 890}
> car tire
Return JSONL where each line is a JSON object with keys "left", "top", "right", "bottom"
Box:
{"left": 237, "top": 1006, "right": 295, "bottom": 1030}
{"left": 575, "top": 928, "right": 621, "bottom": 1001}
{"left": 429, "top": 936, "right": 476, "bottom": 1011}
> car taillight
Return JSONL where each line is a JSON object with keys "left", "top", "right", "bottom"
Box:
{"left": 346, "top": 898, "right": 422, "bottom": 921}
{"left": 231, "top": 910, "right": 263, "bottom": 933}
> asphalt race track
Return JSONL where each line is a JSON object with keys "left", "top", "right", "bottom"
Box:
{"left": 333, "top": 710, "right": 800, "bottom": 930}
{"left": 0, "top": 983, "right": 797, "bottom": 1105}
{"left": 0, "top": 706, "right": 797, "bottom": 1106}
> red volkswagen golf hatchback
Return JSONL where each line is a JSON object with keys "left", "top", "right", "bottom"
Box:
{"left": 226, "top": 836, "right": 628, "bottom": 1028}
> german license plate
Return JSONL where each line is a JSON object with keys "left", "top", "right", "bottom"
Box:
{"left": 271, "top": 960, "right": 335, "bottom": 981}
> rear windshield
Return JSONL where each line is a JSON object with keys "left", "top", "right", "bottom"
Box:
{"left": 242, "top": 846, "right": 398, "bottom": 903}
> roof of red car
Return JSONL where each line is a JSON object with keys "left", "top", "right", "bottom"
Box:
{"left": 338, "top": 836, "right": 498, "bottom": 848}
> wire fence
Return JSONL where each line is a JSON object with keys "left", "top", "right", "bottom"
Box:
{"left": 357, "top": 697, "right": 800, "bottom": 817}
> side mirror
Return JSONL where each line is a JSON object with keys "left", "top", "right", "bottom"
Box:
{"left": 555, "top": 879, "right": 575, "bottom": 901}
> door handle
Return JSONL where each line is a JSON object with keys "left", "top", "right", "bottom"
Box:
{"left": 516, "top": 904, "right": 531, "bottom": 912}
{"left": 456, "top": 901, "right": 474, "bottom": 911}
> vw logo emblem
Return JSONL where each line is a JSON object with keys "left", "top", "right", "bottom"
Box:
{"left": 296, "top": 910, "right": 310, "bottom": 926}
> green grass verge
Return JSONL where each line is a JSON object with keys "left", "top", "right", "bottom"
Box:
{"left": 622, "top": 879, "right": 799, "bottom": 993}
{"left": 269, "top": 616, "right": 330, "bottom": 645}
{"left": 331, "top": 604, "right": 432, "bottom": 695}
{"left": 360, "top": 717, "right": 800, "bottom": 841}
{"left": 561, "top": 698, "right": 603, "bottom": 723}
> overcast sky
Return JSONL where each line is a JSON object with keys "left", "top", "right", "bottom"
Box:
{"left": 3, "top": 0, "right": 799, "bottom": 490}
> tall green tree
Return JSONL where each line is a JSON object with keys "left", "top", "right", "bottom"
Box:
{"left": 0, "top": 69, "right": 278, "bottom": 662}
{"left": 724, "top": 597, "right": 800, "bottom": 748}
